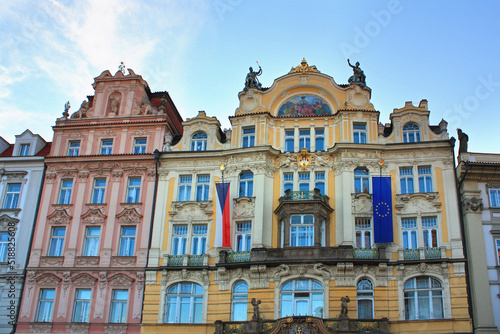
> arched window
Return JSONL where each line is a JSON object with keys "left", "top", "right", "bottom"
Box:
{"left": 357, "top": 278, "right": 374, "bottom": 319}
{"left": 239, "top": 172, "right": 253, "bottom": 197}
{"left": 404, "top": 276, "right": 444, "bottom": 320}
{"left": 403, "top": 124, "right": 421, "bottom": 143}
{"left": 231, "top": 281, "right": 248, "bottom": 321}
{"left": 280, "top": 278, "right": 323, "bottom": 317}
{"left": 165, "top": 282, "right": 203, "bottom": 323}
{"left": 191, "top": 132, "right": 207, "bottom": 151}
{"left": 354, "top": 167, "right": 369, "bottom": 194}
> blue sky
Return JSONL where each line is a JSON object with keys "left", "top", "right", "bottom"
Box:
{"left": 1, "top": 1, "right": 499, "bottom": 153}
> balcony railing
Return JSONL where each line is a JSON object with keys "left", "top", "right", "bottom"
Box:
{"left": 165, "top": 254, "right": 209, "bottom": 266}
{"left": 354, "top": 248, "right": 379, "bottom": 259}
{"left": 227, "top": 251, "right": 251, "bottom": 263}
{"left": 167, "top": 255, "right": 183, "bottom": 266}
{"left": 280, "top": 189, "right": 329, "bottom": 204}
{"left": 403, "top": 248, "right": 420, "bottom": 260}
{"left": 401, "top": 247, "right": 444, "bottom": 261}
{"left": 424, "top": 247, "right": 442, "bottom": 259}
{"left": 188, "top": 255, "right": 204, "bottom": 266}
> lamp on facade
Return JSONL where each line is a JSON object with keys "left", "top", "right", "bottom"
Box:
{"left": 220, "top": 164, "right": 225, "bottom": 183}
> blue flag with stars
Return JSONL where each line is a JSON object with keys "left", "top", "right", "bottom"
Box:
{"left": 372, "top": 176, "right": 393, "bottom": 243}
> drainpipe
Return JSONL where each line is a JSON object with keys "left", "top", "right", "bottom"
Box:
{"left": 451, "top": 139, "right": 474, "bottom": 331}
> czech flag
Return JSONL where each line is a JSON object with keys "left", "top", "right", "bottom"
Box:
{"left": 215, "top": 182, "right": 231, "bottom": 247}
{"left": 372, "top": 176, "right": 394, "bottom": 243}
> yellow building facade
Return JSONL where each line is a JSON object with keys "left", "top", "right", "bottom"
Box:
{"left": 142, "top": 60, "right": 471, "bottom": 333}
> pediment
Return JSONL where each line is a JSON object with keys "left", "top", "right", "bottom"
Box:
{"left": 170, "top": 201, "right": 213, "bottom": 220}
{"left": 108, "top": 273, "right": 134, "bottom": 287}
{"left": 47, "top": 208, "right": 72, "bottom": 225}
{"left": 36, "top": 273, "right": 61, "bottom": 286}
{"left": 0, "top": 214, "right": 19, "bottom": 229}
{"left": 72, "top": 273, "right": 97, "bottom": 286}
{"left": 396, "top": 193, "right": 441, "bottom": 214}
{"left": 116, "top": 208, "right": 142, "bottom": 224}
{"left": 81, "top": 208, "right": 107, "bottom": 225}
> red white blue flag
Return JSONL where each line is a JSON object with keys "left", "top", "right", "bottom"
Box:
{"left": 215, "top": 182, "right": 231, "bottom": 247}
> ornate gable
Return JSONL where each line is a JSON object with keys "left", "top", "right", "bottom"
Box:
{"left": 81, "top": 208, "right": 107, "bottom": 225}
{"left": 36, "top": 273, "right": 62, "bottom": 286}
{"left": 108, "top": 273, "right": 134, "bottom": 287}
{"left": 47, "top": 209, "right": 72, "bottom": 225}
{"left": 0, "top": 214, "right": 19, "bottom": 230}
{"left": 72, "top": 273, "right": 98, "bottom": 286}
{"left": 116, "top": 208, "right": 142, "bottom": 224}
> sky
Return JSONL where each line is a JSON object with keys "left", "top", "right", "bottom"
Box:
{"left": 1, "top": 1, "right": 499, "bottom": 154}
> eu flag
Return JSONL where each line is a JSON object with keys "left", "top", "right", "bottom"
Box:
{"left": 372, "top": 176, "right": 393, "bottom": 243}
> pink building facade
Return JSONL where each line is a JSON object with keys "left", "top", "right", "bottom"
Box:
{"left": 16, "top": 68, "right": 183, "bottom": 333}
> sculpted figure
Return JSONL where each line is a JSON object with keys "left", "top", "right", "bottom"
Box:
{"left": 457, "top": 128, "right": 468, "bottom": 153}
{"left": 340, "top": 296, "right": 350, "bottom": 318}
{"left": 110, "top": 96, "right": 120, "bottom": 115}
{"left": 347, "top": 59, "right": 366, "bottom": 86}
{"left": 71, "top": 100, "right": 89, "bottom": 119}
{"left": 63, "top": 101, "right": 71, "bottom": 118}
{"left": 251, "top": 298, "right": 262, "bottom": 321}
{"left": 244, "top": 65, "right": 263, "bottom": 91}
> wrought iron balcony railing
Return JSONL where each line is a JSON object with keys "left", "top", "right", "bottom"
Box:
{"left": 354, "top": 248, "right": 379, "bottom": 259}
{"left": 401, "top": 247, "right": 444, "bottom": 261}
{"left": 279, "top": 189, "right": 329, "bottom": 204}
{"left": 165, "top": 254, "right": 209, "bottom": 266}
{"left": 227, "top": 251, "right": 252, "bottom": 263}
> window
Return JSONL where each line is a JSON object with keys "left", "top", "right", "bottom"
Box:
{"left": 133, "top": 138, "right": 147, "bottom": 154}
{"left": 236, "top": 222, "right": 251, "bottom": 251}
{"left": 355, "top": 218, "right": 372, "bottom": 248}
{"left": 19, "top": 143, "right": 30, "bottom": 156}
{"left": 191, "top": 133, "right": 207, "bottom": 151}
{"left": 315, "top": 172, "right": 325, "bottom": 195}
{"left": 191, "top": 225, "right": 207, "bottom": 255}
{"left": 100, "top": 139, "right": 113, "bottom": 155}
{"left": 400, "top": 167, "right": 414, "bottom": 194}
{"left": 284, "top": 173, "right": 294, "bottom": 194}
{"left": 72, "top": 289, "right": 91, "bottom": 322}
{"left": 232, "top": 281, "right": 248, "bottom": 321}
{"left": 402, "top": 218, "right": 418, "bottom": 249}
{"left": 58, "top": 180, "right": 73, "bottom": 205}
{"left": 178, "top": 176, "right": 192, "bottom": 201}
{"left": 109, "top": 290, "right": 128, "bottom": 323}
{"left": 36, "top": 289, "right": 55, "bottom": 322}
{"left": 242, "top": 128, "right": 255, "bottom": 148}
{"left": 298, "top": 172, "right": 310, "bottom": 192}
{"left": 422, "top": 217, "right": 438, "bottom": 248}
{"left": 290, "top": 215, "right": 314, "bottom": 247}
{"left": 3, "top": 183, "right": 21, "bottom": 209}
{"left": 489, "top": 189, "right": 500, "bottom": 207}
{"left": 357, "top": 278, "right": 374, "bottom": 319}
{"left": 165, "top": 282, "right": 203, "bottom": 323}
{"left": 239, "top": 172, "right": 253, "bottom": 197}
{"left": 83, "top": 227, "right": 100, "bottom": 256}
{"left": 0, "top": 232, "right": 9, "bottom": 262}
{"left": 119, "top": 226, "right": 135, "bottom": 256}
{"left": 68, "top": 141, "right": 80, "bottom": 156}
{"left": 126, "top": 177, "right": 141, "bottom": 203}
{"left": 280, "top": 279, "right": 323, "bottom": 317}
{"left": 403, "top": 124, "right": 421, "bottom": 143}
{"left": 418, "top": 166, "right": 433, "bottom": 193}
{"left": 91, "top": 178, "right": 106, "bottom": 204}
{"left": 48, "top": 227, "right": 65, "bottom": 256}
{"left": 496, "top": 239, "right": 500, "bottom": 265}
{"left": 285, "top": 130, "right": 294, "bottom": 152}
{"left": 354, "top": 168, "right": 369, "bottom": 194}
{"left": 299, "top": 130, "right": 310, "bottom": 150}
{"left": 196, "top": 175, "right": 210, "bottom": 201}
{"left": 315, "top": 129, "right": 324, "bottom": 151}
{"left": 172, "top": 225, "right": 187, "bottom": 255}
{"left": 353, "top": 123, "right": 367, "bottom": 143}
{"left": 404, "top": 276, "right": 443, "bottom": 320}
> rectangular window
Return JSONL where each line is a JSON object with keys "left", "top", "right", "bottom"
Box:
{"left": 236, "top": 222, "right": 252, "bottom": 251}
{"left": 422, "top": 217, "right": 438, "bottom": 248}
{"left": 0, "top": 232, "right": 9, "bottom": 262}
{"left": 242, "top": 127, "right": 255, "bottom": 148}
{"left": 19, "top": 143, "right": 30, "bottom": 156}
{"left": 315, "top": 129, "right": 324, "bottom": 151}
{"left": 285, "top": 130, "right": 294, "bottom": 152}
{"left": 355, "top": 218, "right": 372, "bottom": 248}
{"left": 418, "top": 166, "right": 433, "bottom": 193}
{"left": 299, "top": 130, "right": 311, "bottom": 150}
{"left": 83, "top": 226, "right": 100, "bottom": 256}
{"left": 196, "top": 175, "right": 210, "bottom": 201}
{"left": 496, "top": 239, "right": 500, "bottom": 265}
{"left": 239, "top": 172, "right": 253, "bottom": 197}
{"left": 119, "top": 226, "right": 136, "bottom": 256}
{"left": 36, "top": 289, "right": 55, "bottom": 322}
{"left": 353, "top": 123, "right": 367, "bottom": 144}
{"left": 400, "top": 167, "right": 414, "bottom": 194}
{"left": 290, "top": 215, "right": 314, "bottom": 247}
{"left": 354, "top": 169, "right": 369, "bottom": 193}
{"left": 109, "top": 290, "right": 128, "bottom": 323}
{"left": 92, "top": 178, "right": 106, "bottom": 204}
{"left": 298, "top": 172, "right": 310, "bottom": 192}
{"left": 72, "top": 289, "right": 91, "bottom": 322}
{"left": 48, "top": 227, "right": 65, "bottom": 256}
{"left": 402, "top": 218, "right": 418, "bottom": 249}
{"left": 100, "top": 139, "right": 113, "bottom": 155}
{"left": 3, "top": 183, "right": 21, "bottom": 209}
{"left": 68, "top": 141, "right": 80, "bottom": 156}
{"left": 126, "top": 177, "right": 141, "bottom": 203}
{"left": 315, "top": 172, "right": 325, "bottom": 195}
{"left": 191, "top": 225, "right": 207, "bottom": 255}
{"left": 178, "top": 176, "right": 192, "bottom": 201}
{"left": 284, "top": 173, "right": 294, "bottom": 194}
{"left": 58, "top": 180, "right": 73, "bottom": 205}
{"left": 133, "top": 138, "right": 147, "bottom": 154}
{"left": 172, "top": 225, "right": 187, "bottom": 255}
{"left": 489, "top": 189, "right": 500, "bottom": 207}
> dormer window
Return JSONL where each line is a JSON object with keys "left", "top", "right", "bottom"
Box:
{"left": 191, "top": 133, "right": 207, "bottom": 151}
{"left": 403, "top": 123, "right": 421, "bottom": 143}
{"left": 19, "top": 144, "right": 30, "bottom": 156}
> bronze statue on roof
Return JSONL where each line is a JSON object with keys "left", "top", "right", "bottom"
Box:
{"left": 347, "top": 59, "right": 366, "bottom": 86}
{"left": 244, "top": 62, "right": 263, "bottom": 91}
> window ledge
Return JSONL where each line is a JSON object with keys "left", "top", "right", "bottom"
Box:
{"left": 76, "top": 256, "right": 100, "bottom": 266}
{"left": 0, "top": 208, "right": 21, "bottom": 217}
{"left": 40, "top": 256, "right": 64, "bottom": 266}
{"left": 111, "top": 256, "right": 137, "bottom": 266}
{"left": 51, "top": 204, "right": 73, "bottom": 209}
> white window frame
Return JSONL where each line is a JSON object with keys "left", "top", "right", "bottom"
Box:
{"left": 235, "top": 222, "right": 252, "bottom": 252}
{"left": 191, "top": 225, "right": 207, "bottom": 255}
{"left": 354, "top": 168, "right": 369, "bottom": 194}
{"left": 19, "top": 143, "right": 31, "bottom": 156}
{"left": 83, "top": 226, "right": 100, "bottom": 257}
{"left": 315, "top": 128, "right": 325, "bottom": 151}
{"left": 355, "top": 218, "right": 372, "bottom": 248}
{"left": 172, "top": 225, "right": 188, "bottom": 255}
{"left": 118, "top": 226, "right": 136, "bottom": 256}
{"left": 404, "top": 276, "right": 444, "bottom": 320}
{"left": 195, "top": 175, "right": 210, "bottom": 201}
{"left": 133, "top": 138, "right": 147, "bottom": 154}
{"left": 290, "top": 214, "right": 314, "bottom": 247}
{"left": 314, "top": 172, "right": 325, "bottom": 195}
{"left": 126, "top": 177, "right": 141, "bottom": 203}
{"left": 353, "top": 123, "right": 367, "bottom": 144}
{"left": 357, "top": 278, "right": 374, "bottom": 319}
{"left": 496, "top": 239, "right": 500, "bottom": 265}
{"left": 91, "top": 178, "right": 106, "bottom": 204}
{"left": 242, "top": 127, "right": 255, "bottom": 148}
{"left": 399, "top": 167, "right": 414, "bottom": 194}
{"left": 402, "top": 218, "right": 418, "bottom": 249}
{"left": 165, "top": 282, "right": 204, "bottom": 323}
{"left": 72, "top": 288, "right": 91, "bottom": 322}
{"left": 285, "top": 130, "right": 294, "bottom": 152}
{"left": 109, "top": 289, "right": 128, "bottom": 323}
{"left": 178, "top": 175, "right": 192, "bottom": 201}
{"left": 3, "top": 183, "right": 22, "bottom": 209}
{"left": 403, "top": 123, "right": 421, "bottom": 143}
{"left": 48, "top": 227, "right": 65, "bottom": 256}
{"left": 280, "top": 278, "right": 324, "bottom": 317}
{"left": 299, "top": 129, "right": 311, "bottom": 150}
{"left": 489, "top": 189, "right": 500, "bottom": 208}
{"left": 68, "top": 141, "right": 80, "bottom": 156}
{"left": 418, "top": 166, "right": 433, "bottom": 193}
{"left": 191, "top": 132, "right": 207, "bottom": 151}
{"left": 283, "top": 173, "right": 294, "bottom": 194}
{"left": 231, "top": 281, "right": 248, "bottom": 321}
{"left": 36, "top": 288, "right": 55, "bottom": 322}
{"left": 298, "top": 172, "right": 310, "bottom": 192}
{"left": 100, "top": 139, "right": 113, "bottom": 155}
{"left": 0, "top": 232, "right": 9, "bottom": 262}
{"left": 238, "top": 172, "right": 253, "bottom": 198}
{"left": 58, "top": 179, "right": 73, "bottom": 205}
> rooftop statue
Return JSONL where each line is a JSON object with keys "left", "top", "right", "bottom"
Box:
{"left": 244, "top": 62, "right": 263, "bottom": 91}
{"left": 63, "top": 101, "right": 71, "bottom": 118}
{"left": 457, "top": 128, "right": 468, "bottom": 154}
{"left": 347, "top": 59, "right": 366, "bottom": 86}
{"left": 289, "top": 58, "right": 319, "bottom": 73}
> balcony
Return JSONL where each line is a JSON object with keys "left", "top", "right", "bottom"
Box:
{"left": 354, "top": 248, "right": 379, "bottom": 259}
{"left": 279, "top": 189, "right": 329, "bottom": 205}
{"left": 226, "top": 251, "right": 251, "bottom": 263}
{"left": 400, "top": 247, "right": 445, "bottom": 261}
{"left": 164, "top": 254, "right": 209, "bottom": 266}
